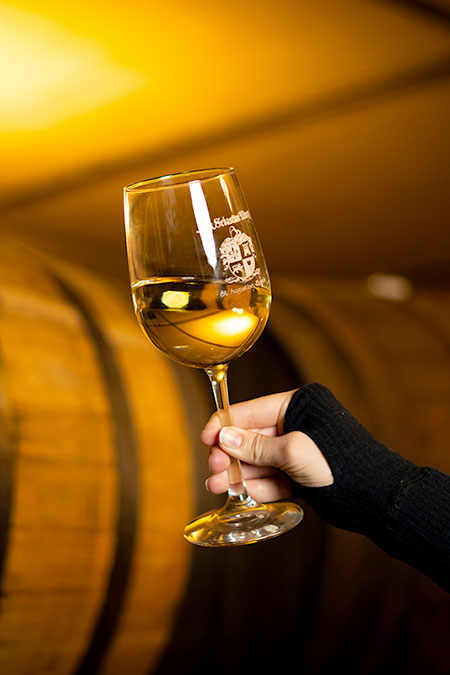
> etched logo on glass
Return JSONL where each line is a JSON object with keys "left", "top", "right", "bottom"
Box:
{"left": 219, "top": 226, "right": 260, "bottom": 282}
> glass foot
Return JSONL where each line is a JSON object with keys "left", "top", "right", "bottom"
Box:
{"left": 184, "top": 495, "right": 304, "bottom": 547}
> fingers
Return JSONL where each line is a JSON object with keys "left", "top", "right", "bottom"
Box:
{"left": 205, "top": 470, "right": 229, "bottom": 494}
{"left": 202, "top": 389, "right": 334, "bottom": 499}
{"left": 216, "top": 427, "right": 334, "bottom": 488}
{"left": 208, "top": 446, "right": 230, "bottom": 473}
{"left": 206, "top": 471, "right": 293, "bottom": 502}
{"left": 208, "top": 446, "right": 281, "bottom": 478}
{"left": 217, "top": 426, "right": 292, "bottom": 469}
{"left": 201, "top": 390, "right": 296, "bottom": 446}
{"left": 208, "top": 431, "right": 277, "bottom": 474}
{"left": 246, "top": 474, "right": 293, "bottom": 502}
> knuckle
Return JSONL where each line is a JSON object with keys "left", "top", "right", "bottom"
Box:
{"left": 279, "top": 433, "right": 298, "bottom": 472}
{"left": 211, "top": 411, "right": 221, "bottom": 427}
{"left": 249, "top": 432, "right": 265, "bottom": 464}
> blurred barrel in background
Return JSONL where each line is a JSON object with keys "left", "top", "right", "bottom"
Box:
{"left": 1, "top": 240, "right": 449, "bottom": 675}
{"left": 270, "top": 277, "right": 450, "bottom": 674}
{"left": 156, "top": 276, "right": 450, "bottom": 675}
{"left": 0, "top": 238, "right": 192, "bottom": 675}
{"left": 272, "top": 275, "right": 450, "bottom": 467}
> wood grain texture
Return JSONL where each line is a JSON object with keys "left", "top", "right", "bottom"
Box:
{"left": 0, "top": 239, "right": 192, "bottom": 675}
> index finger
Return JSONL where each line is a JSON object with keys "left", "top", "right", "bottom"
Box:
{"left": 200, "top": 389, "right": 297, "bottom": 446}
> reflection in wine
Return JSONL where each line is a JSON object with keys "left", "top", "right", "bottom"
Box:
{"left": 132, "top": 278, "right": 271, "bottom": 368}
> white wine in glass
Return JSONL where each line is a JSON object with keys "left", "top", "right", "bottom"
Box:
{"left": 124, "top": 168, "right": 303, "bottom": 546}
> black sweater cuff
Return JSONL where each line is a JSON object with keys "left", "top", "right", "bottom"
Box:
{"left": 284, "top": 383, "right": 419, "bottom": 535}
{"left": 283, "top": 384, "right": 450, "bottom": 591}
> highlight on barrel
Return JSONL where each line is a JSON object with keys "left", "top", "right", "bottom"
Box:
{"left": 0, "top": 238, "right": 193, "bottom": 675}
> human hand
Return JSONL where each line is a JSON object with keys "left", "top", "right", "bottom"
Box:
{"left": 201, "top": 390, "right": 334, "bottom": 503}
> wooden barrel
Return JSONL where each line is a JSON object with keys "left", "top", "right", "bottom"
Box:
{"left": 0, "top": 238, "right": 193, "bottom": 675}
{"left": 2, "top": 244, "right": 450, "bottom": 675}
{"left": 269, "top": 277, "right": 450, "bottom": 674}
{"left": 155, "top": 276, "right": 450, "bottom": 675}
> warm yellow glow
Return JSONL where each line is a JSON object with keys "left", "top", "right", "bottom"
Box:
{"left": 1, "top": 0, "right": 447, "bottom": 198}
{"left": 161, "top": 290, "right": 190, "bottom": 309}
{"left": 0, "top": 4, "right": 146, "bottom": 131}
{"left": 211, "top": 311, "right": 255, "bottom": 338}
{"left": 184, "top": 310, "right": 258, "bottom": 347}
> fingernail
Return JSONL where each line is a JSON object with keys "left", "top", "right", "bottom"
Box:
{"left": 219, "top": 427, "right": 242, "bottom": 449}
{"left": 204, "top": 478, "right": 210, "bottom": 492}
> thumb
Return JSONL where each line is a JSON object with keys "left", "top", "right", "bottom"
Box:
{"left": 218, "top": 426, "right": 288, "bottom": 469}
{"left": 218, "top": 426, "right": 335, "bottom": 488}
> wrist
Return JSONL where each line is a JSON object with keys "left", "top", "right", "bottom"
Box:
{"left": 284, "top": 383, "right": 420, "bottom": 534}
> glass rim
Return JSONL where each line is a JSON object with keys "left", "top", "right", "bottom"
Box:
{"left": 123, "top": 167, "right": 235, "bottom": 193}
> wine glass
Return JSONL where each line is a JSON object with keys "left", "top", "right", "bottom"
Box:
{"left": 124, "top": 167, "right": 303, "bottom": 546}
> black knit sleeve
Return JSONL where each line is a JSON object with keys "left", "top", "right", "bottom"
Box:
{"left": 284, "top": 383, "right": 450, "bottom": 592}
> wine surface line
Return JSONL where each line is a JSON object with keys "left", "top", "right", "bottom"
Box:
{"left": 132, "top": 277, "right": 271, "bottom": 368}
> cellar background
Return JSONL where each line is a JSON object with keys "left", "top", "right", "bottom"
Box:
{"left": 0, "top": 1, "right": 450, "bottom": 674}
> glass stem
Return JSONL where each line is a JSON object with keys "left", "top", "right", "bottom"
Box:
{"left": 205, "top": 364, "right": 251, "bottom": 503}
